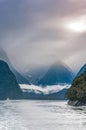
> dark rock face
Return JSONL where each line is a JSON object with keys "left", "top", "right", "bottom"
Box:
{"left": 68, "top": 100, "right": 86, "bottom": 106}
{"left": 37, "top": 62, "right": 74, "bottom": 86}
{"left": 0, "top": 60, "right": 23, "bottom": 100}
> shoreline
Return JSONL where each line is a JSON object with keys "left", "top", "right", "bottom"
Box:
{"left": 68, "top": 100, "right": 86, "bottom": 106}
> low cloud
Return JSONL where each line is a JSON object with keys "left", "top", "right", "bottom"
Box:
{"left": 20, "top": 84, "right": 70, "bottom": 95}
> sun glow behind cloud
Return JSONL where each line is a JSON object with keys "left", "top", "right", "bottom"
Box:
{"left": 65, "top": 16, "right": 86, "bottom": 33}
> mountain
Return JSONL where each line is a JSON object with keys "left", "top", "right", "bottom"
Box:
{"left": 23, "top": 88, "right": 67, "bottom": 100}
{"left": 77, "top": 64, "right": 86, "bottom": 76}
{"left": 37, "top": 62, "right": 74, "bottom": 86}
{"left": 0, "top": 48, "right": 30, "bottom": 84}
{"left": 66, "top": 70, "right": 86, "bottom": 106}
{"left": 0, "top": 60, "right": 23, "bottom": 100}
{"left": 11, "top": 68, "right": 30, "bottom": 84}
{"left": 24, "top": 67, "right": 48, "bottom": 85}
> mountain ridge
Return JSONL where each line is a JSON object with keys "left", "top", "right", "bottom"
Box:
{"left": 0, "top": 48, "right": 30, "bottom": 84}
{"left": 77, "top": 64, "right": 86, "bottom": 76}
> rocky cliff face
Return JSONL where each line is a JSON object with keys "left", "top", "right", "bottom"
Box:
{"left": 0, "top": 60, "right": 23, "bottom": 100}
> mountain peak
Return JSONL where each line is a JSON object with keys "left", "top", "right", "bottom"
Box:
{"left": 0, "top": 48, "right": 30, "bottom": 84}
{"left": 37, "top": 62, "right": 74, "bottom": 86}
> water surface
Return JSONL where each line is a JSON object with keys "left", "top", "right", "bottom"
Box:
{"left": 0, "top": 100, "right": 86, "bottom": 130}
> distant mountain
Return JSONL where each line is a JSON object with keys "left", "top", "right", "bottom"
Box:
{"left": 37, "top": 62, "right": 74, "bottom": 86}
{"left": 23, "top": 88, "right": 67, "bottom": 100}
{"left": 0, "top": 48, "right": 30, "bottom": 84}
{"left": 77, "top": 64, "right": 86, "bottom": 76}
{"left": 0, "top": 60, "right": 23, "bottom": 100}
{"left": 11, "top": 68, "right": 30, "bottom": 84}
{"left": 24, "top": 67, "right": 48, "bottom": 85}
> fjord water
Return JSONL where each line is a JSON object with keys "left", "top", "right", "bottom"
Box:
{"left": 0, "top": 100, "right": 86, "bottom": 130}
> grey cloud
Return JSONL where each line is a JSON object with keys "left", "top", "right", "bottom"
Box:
{"left": 0, "top": 0, "right": 86, "bottom": 73}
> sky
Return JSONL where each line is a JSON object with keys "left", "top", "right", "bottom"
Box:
{"left": 0, "top": 0, "right": 86, "bottom": 73}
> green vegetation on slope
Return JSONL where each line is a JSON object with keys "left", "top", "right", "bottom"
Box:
{"left": 66, "top": 70, "right": 86, "bottom": 102}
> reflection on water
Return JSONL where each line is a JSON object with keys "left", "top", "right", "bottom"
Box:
{"left": 0, "top": 100, "right": 86, "bottom": 130}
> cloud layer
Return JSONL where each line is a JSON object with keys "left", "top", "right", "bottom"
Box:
{"left": 0, "top": 0, "right": 86, "bottom": 73}
{"left": 20, "top": 84, "right": 70, "bottom": 95}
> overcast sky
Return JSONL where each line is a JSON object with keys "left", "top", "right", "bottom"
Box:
{"left": 0, "top": 0, "right": 86, "bottom": 73}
